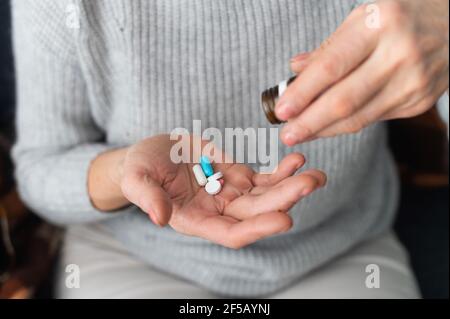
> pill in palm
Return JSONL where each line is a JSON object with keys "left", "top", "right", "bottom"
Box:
{"left": 207, "top": 172, "right": 223, "bottom": 182}
{"left": 192, "top": 164, "right": 207, "bottom": 186}
{"left": 205, "top": 179, "right": 222, "bottom": 195}
{"left": 200, "top": 156, "right": 214, "bottom": 177}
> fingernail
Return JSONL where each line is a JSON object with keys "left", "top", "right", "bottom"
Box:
{"left": 275, "top": 102, "right": 296, "bottom": 121}
{"left": 148, "top": 209, "right": 161, "bottom": 226}
{"left": 301, "top": 188, "right": 313, "bottom": 197}
{"left": 290, "top": 52, "right": 310, "bottom": 63}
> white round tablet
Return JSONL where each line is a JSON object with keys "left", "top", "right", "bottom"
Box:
{"left": 205, "top": 180, "right": 222, "bottom": 195}
{"left": 207, "top": 171, "right": 223, "bottom": 182}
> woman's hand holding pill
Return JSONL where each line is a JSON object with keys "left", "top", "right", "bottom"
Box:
{"left": 277, "top": 0, "right": 448, "bottom": 146}
{"left": 113, "top": 135, "right": 326, "bottom": 249}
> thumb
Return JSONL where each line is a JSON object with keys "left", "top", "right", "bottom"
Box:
{"left": 121, "top": 171, "right": 172, "bottom": 226}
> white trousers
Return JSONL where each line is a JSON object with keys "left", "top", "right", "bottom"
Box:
{"left": 56, "top": 224, "right": 420, "bottom": 299}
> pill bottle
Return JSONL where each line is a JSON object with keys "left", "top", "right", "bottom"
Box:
{"left": 261, "top": 76, "right": 297, "bottom": 124}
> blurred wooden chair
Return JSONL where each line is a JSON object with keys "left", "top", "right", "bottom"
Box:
{"left": 0, "top": 135, "right": 62, "bottom": 299}
{"left": 389, "top": 106, "right": 449, "bottom": 299}
{"left": 389, "top": 107, "right": 448, "bottom": 188}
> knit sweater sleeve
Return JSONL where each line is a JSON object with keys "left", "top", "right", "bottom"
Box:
{"left": 12, "top": 0, "right": 132, "bottom": 225}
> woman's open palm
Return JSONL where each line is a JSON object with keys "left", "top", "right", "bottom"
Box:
{"left": 120, "top": 135, "right": 326, "bottom": 248}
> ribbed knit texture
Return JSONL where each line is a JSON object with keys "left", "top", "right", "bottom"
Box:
{"left": 12, "top": 0, "right": 409, "bottom": 296}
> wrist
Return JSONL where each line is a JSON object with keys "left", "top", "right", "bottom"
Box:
{"left": 107, "top": 147, "right": 128, "bottom": 188}
{"left": 88, "top": 147, "right": 130, "bottom": 212}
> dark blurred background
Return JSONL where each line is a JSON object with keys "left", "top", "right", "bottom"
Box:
{"left": 0, "top": 0, "right": 448, "bottom": 299}
{"left": 0, "top": 0, "right": 14, "bottom": 139}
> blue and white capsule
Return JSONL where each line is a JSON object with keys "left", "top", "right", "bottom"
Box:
{"left": 200, "top": 156, "right": 214, "bottom": 177}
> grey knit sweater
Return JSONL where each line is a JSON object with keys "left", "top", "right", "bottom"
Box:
{"left": 11, "top": 0, "right": 447, "bottom": 297}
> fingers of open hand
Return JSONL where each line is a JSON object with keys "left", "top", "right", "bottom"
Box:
{"left": 252, "top": 152, "right": 305, "bottom": 186}
{"left": 225, "top": 169, "right": 326, "bottom": 220}
{"left": 192, "top": 212, "right": 293, "bottom": 249}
